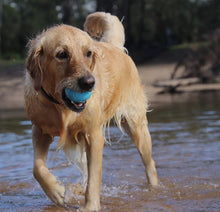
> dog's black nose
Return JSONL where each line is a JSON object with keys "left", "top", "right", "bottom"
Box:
{"left": 78, "top": 75, "right": 95, "bottom": 91}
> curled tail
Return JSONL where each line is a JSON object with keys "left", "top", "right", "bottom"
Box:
{"left": 84, "top": 12, "right": 127, "bottom": 52}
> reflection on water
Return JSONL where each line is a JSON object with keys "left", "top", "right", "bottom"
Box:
{"left": 1, "top": 92, "right": 220, "bottom": 212}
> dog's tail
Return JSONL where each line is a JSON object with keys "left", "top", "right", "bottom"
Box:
{"left": 84, "top": 12, "right": 127, "bottom": 52}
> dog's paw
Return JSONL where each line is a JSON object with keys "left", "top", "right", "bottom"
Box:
{"left": 77, "top": 207, "right": 94, "bottom": 212}
{"left": 78, "top": 203, "right": 101, "bottom": 212}
{"left": 44, "top": 181, "right": 65, "bottom": 206}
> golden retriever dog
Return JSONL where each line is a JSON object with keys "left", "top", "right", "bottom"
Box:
{"left": 24, "top": 12, "right": 158, "bottom": 211}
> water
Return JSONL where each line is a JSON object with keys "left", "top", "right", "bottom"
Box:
{"left": 1, "top": 92, "right": 220, "bottom": 212}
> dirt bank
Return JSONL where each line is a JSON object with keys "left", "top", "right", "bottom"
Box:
{"left": 1, "top": 62, "right": 220, "bottom": 110}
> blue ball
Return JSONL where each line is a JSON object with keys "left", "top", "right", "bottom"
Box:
{"left": 65, "top": 88, "right": 92, "bottom": 103}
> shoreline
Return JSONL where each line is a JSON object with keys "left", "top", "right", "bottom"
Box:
{"left": 1, "top": 62, "right": 220, "bottom": 112}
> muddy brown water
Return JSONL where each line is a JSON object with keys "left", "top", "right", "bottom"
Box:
{"left": 1, "top": 92, "right": 220, "bottom": 212}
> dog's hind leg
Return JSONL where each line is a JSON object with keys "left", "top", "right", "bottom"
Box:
{"left": 32, "top": 125, "right": 65, "bottom": 205}
{"left": 121, "top": 115, "right": 158, "bottom": 186}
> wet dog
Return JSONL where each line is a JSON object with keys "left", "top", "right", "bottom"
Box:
{"left": 24, "top": 12, "right": 158, "bottom": 211}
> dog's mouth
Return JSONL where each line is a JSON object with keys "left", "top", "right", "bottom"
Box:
{"left": 62, "top": 89, "right": 87, "bottom": 112}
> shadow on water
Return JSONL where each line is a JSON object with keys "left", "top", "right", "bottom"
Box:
{"left": 0, "top": 92, "right": 220, "bottom": 211}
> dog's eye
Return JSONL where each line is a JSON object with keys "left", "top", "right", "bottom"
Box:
{"left": 56, "top": 51, "right": 69, "bottom": 59}
{"left": 86, "top": 50, "right": 92, "bottom": 58}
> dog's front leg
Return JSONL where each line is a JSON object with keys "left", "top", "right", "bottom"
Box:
{"left": 83, "top": 129, "right": 104, "bottom": 211}
{"left": 32, "top": 125, "right": 65, "bottom": 205}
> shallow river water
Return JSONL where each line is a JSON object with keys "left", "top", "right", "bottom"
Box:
{"left": 0, "top": 92, "right": 220, "bottom": 212}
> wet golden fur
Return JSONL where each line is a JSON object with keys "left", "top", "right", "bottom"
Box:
{"left": 24, "top": 12, "right": 158, "bottom": 211}
{"left": 84, "top": 12, "right": 126, "bottom": 51}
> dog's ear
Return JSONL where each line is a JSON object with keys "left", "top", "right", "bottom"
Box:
{"left": 90, "top": 47, "right": 100, "bottom": 71}
{"left": 26, "top": 37, "right": 44, "bottom": 91}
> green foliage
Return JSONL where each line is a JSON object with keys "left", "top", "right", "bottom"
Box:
{"left": 0, "top": 0, "right": 219, "bottom": 60}
{"left": 1, "top": 3, "right": 21, "bottom": 59}
{"left": 170, "top": 41, "right": 211, "bottom": 51}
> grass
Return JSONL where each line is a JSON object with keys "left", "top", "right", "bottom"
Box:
{"left": 0, "top": 58, "right": 25, "bottom": 76}
{"left": 169, "top": 41, "right": 211, "bottom": 51}
{"left": 0, "top": 58, "right": 25, "bottom": 66}
{"left": 0, "top": 41, "right": 211, "bottom": 67}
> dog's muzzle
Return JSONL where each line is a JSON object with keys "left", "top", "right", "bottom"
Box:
{"left": 62, "top": 75, "right": 95, "bottom": 112}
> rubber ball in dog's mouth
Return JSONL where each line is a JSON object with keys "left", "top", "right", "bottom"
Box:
{"left": 65, "top": 88, "right": 92, "bottom": 102}
{"left": 63, "top": 88, "right": 92, "bottom": 112}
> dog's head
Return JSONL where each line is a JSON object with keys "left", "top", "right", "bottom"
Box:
{"left": 26, "top": 25, "right": 98, "bottom": 112}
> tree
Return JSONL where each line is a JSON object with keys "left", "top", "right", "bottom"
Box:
{"left": 1, "top": 3, "right": 21, "bottom": 59}
{"left": 0, "top": 0, "right": 220, "bottom": 61}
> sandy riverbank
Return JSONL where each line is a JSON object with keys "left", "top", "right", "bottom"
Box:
{"left": 1, "top": 62, "right": 220, "bottom": 110}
